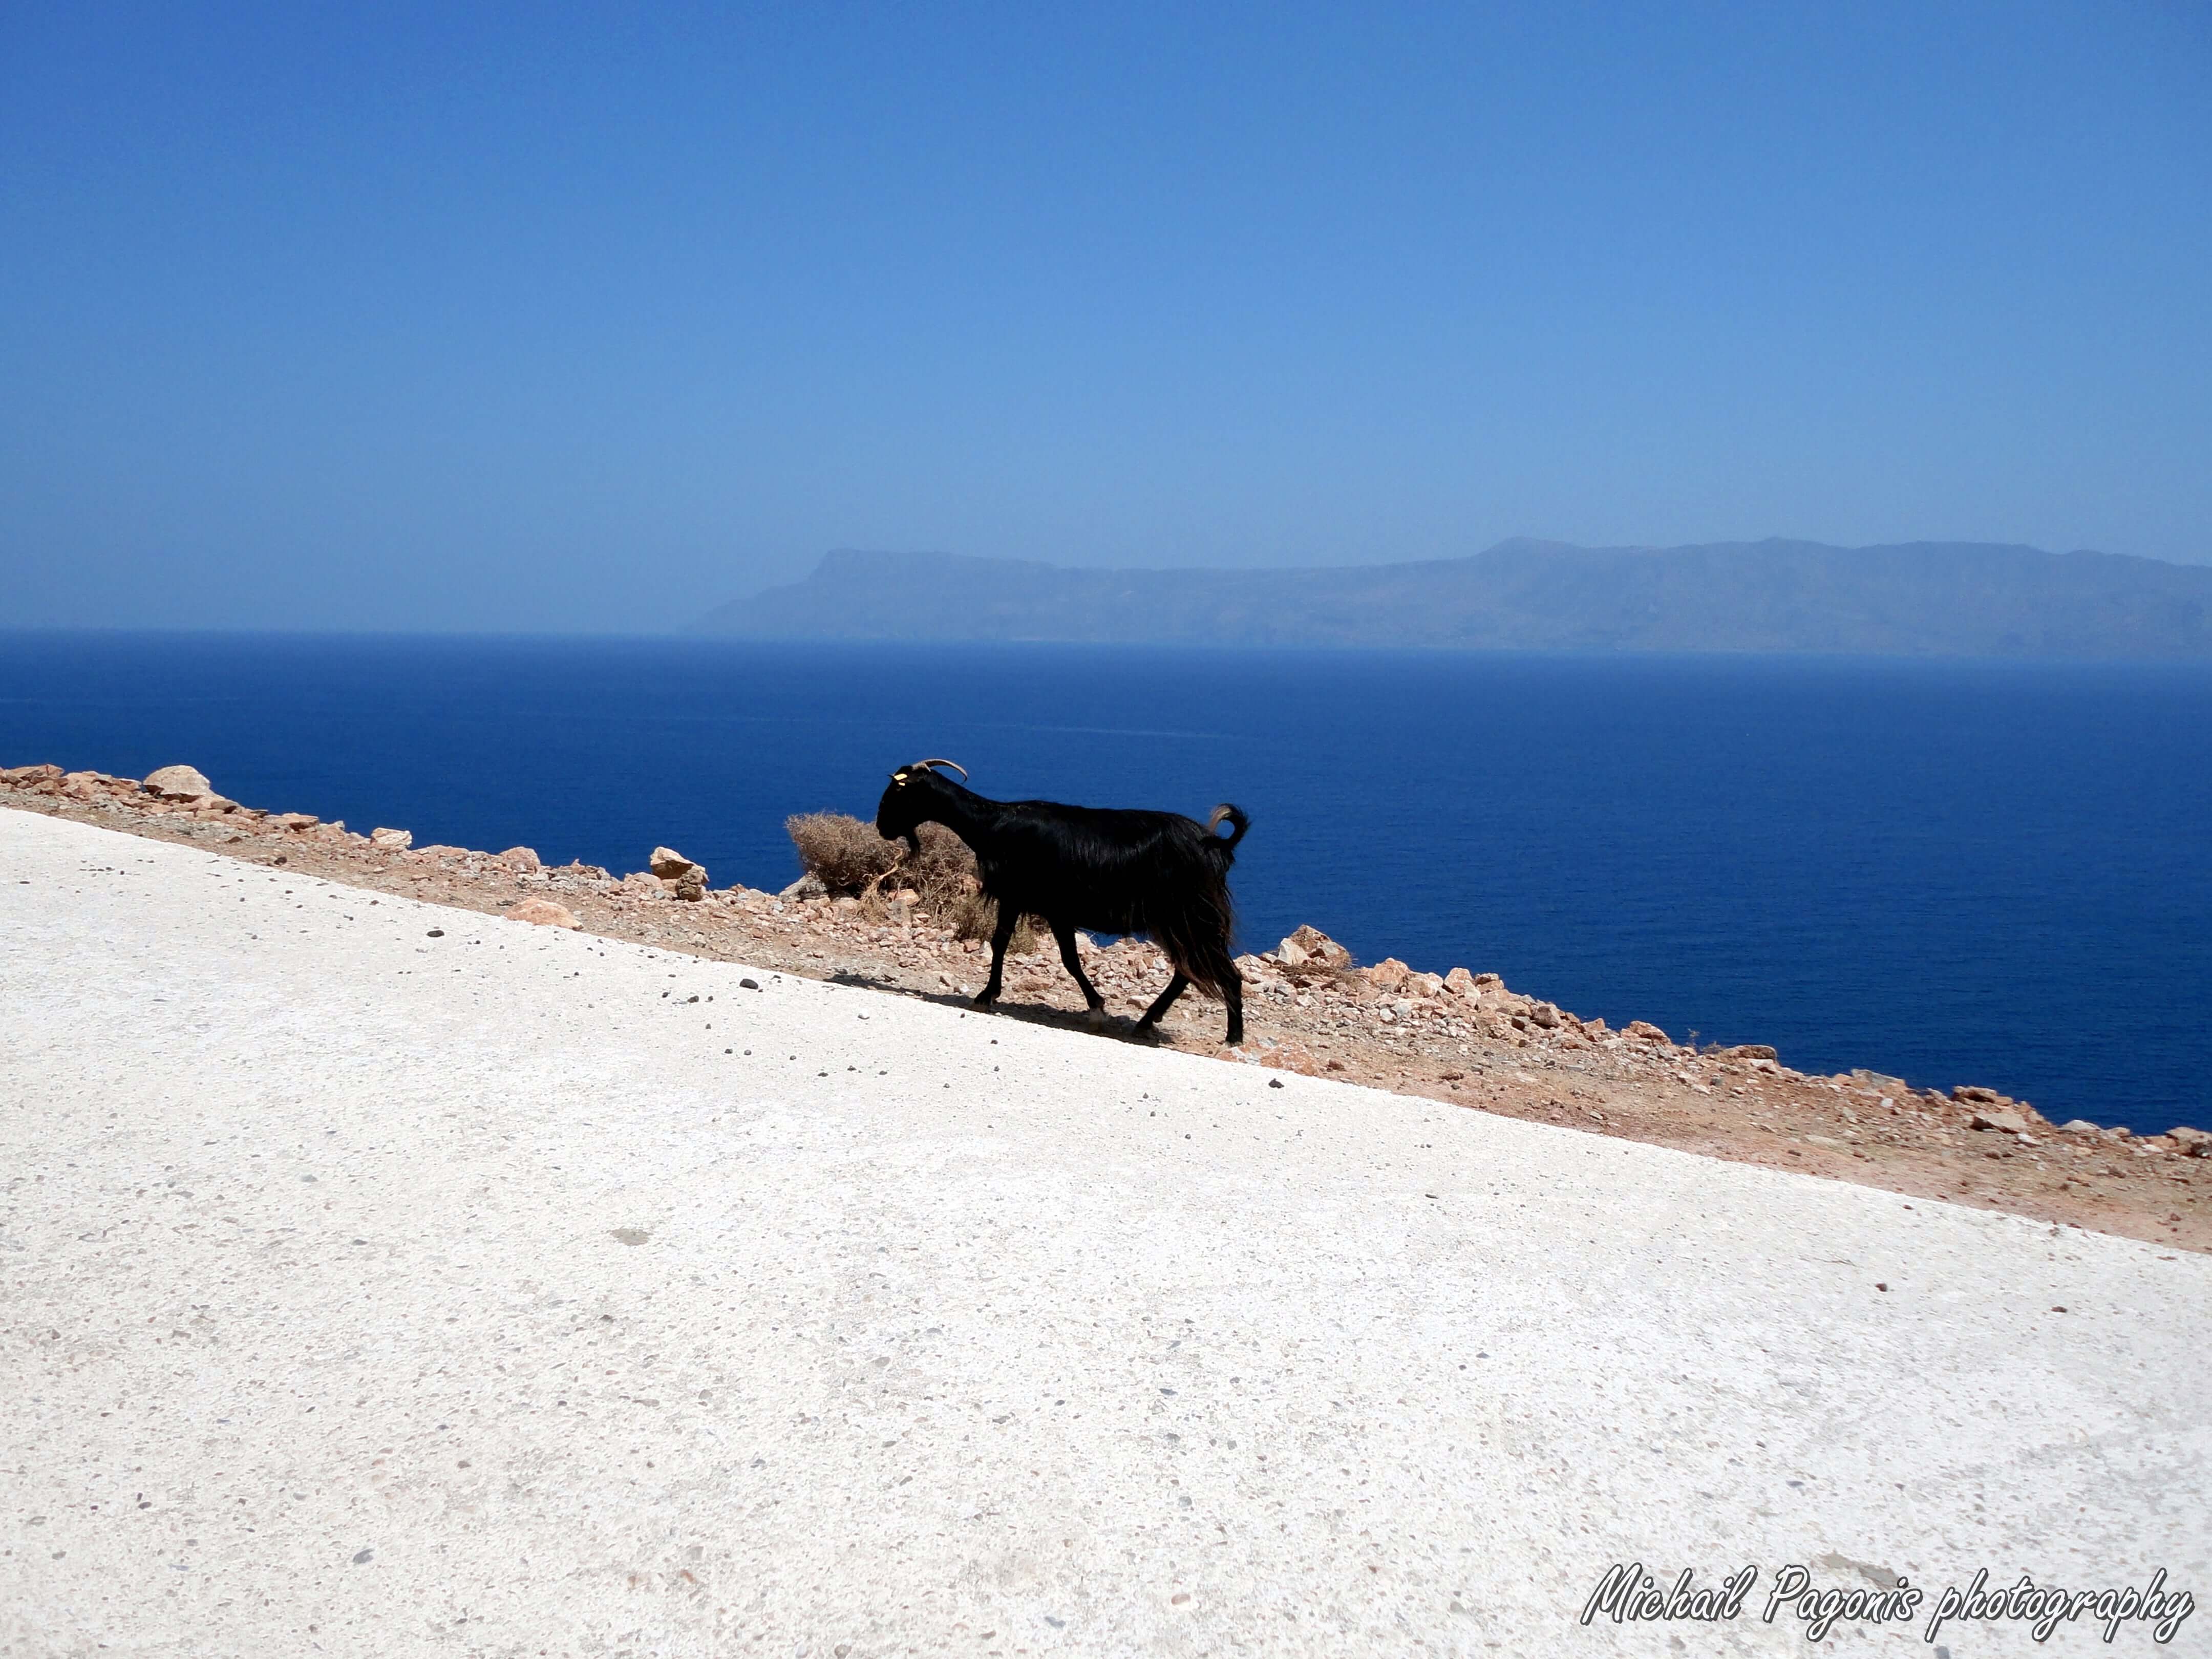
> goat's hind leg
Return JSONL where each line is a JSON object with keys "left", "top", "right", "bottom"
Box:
{"left": 1133, "top": 971, "right": 1190, "bottom": 1040}
{"left": 1050, "top": 920, "right": 1111, "bottom": 1027}
{"left": 1193, "top": 945, "right": 1245, "bottom": 1047}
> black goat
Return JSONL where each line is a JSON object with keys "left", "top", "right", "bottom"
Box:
{"left": 876, "top": 759, "right": 1250, "bottom": 1046}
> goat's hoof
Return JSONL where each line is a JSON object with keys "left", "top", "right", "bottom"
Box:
{"left": 1084, "top": 1007, "right": 1110, "bottom": 1030}
{"left": 1129, "top": 1022, "right": 1162, "bottom": 1046}
{"left": 970, "top": 993, "right": 999, "bottom": 1011}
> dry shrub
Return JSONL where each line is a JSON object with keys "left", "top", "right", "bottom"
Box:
{"left": 785, "top": 812, "right": 901, "bottom": 894}
{"left": 900, "top": 822, "right": 976, "bottom": 904}
{"left": 904, "top": 824, "right": 1043, "bottom": 951}
{"left": 784, "top": 812, "right": 1041, "bottom": 953}
{"left": 946, "top": 893, "right": 1043, "bottom": 954}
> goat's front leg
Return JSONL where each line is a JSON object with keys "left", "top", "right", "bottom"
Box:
{"left": 973, "top": 907, "right": 1018, "bottom": 1008}
{"left": 1050, "top": 920, "right": 1109, "bottom": 1026}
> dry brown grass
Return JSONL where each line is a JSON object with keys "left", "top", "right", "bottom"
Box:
{"left": 784, "top": 812, "right": 1040, "bottom": 952}
{"left": 785, "top": 812, "right": 902, "bottom": 894}
{"left": 947, "top": 894, "right": 1043, "bottom": 953}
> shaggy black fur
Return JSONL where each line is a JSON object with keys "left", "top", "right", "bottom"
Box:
{"left": 876, "top": 761, "right": 1250, "bottom": 1045}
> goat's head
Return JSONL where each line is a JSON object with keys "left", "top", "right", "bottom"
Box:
{"left": 876, "top": 758, "right": 969, "bottom": 857}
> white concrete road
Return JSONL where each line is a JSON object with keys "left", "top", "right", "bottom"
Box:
{"left": 2, "top": 807, "right": 2207, "bottom": 1658}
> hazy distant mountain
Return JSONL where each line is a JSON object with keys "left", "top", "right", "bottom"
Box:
{"left": 696, "top": 539, "right": 2212, "bottom": 657}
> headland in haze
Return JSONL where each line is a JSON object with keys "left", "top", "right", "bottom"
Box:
{"left": 699, "top": 538, "right": 2212, "bottom": 657}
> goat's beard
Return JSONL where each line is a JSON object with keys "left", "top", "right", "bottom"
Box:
{"left": 902, "top": 832, "right": 921, "bottom": 861}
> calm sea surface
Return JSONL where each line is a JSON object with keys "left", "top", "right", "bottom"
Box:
{"left": 4, "top": 632, "right": 2207, "bottom": 1133}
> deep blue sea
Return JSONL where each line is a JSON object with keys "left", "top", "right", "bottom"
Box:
{"left": 4, "top": 632, "right": 2207, "bottom": 1134}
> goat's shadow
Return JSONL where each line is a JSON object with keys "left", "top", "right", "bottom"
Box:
{"left": 823, "top": 967, "right": 1211, "bottom": 1047}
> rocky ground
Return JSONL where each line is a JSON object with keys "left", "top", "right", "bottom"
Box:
{"left": 7, "top": 758, "right": 2207, "bottom": 1255}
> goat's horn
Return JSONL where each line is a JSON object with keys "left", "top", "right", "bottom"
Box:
{"left": 916, "top": 758, "right": 968, "bottom": 780}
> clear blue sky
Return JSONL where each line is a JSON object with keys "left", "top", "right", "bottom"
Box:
{"left": 4, "top": 3, "right": 2207, "bottom": 631}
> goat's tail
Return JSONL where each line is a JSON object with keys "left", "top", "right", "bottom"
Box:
{"left": 1155, "top": 807, "right": 1247, "bottom": 1000}
{"left": 1205, "top": 804, "right": 1250, "bottom": 860}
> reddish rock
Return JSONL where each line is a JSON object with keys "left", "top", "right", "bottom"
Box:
{"left": 1363, "top": 958, "right": 1412, "bottom": 992}
{"left": 143, "top": 764, "right": 214, "bottom": 800}
{"left": 370, "top": 828, "right": 414, "bottom": 850}
{"left": 1258, "top": 1041, "right": 1325, "bottom": 1077}
{"left": 1282, "top": 925, "right": 1351, "bottom": 969}
{"left": 504, "top": 898, "right": 581, "bottom": 930}
{"left": 1625, "top": 1020, "right": 1671, "bottom": 1043}
{"left": 497, "top": 846, "right": 542, "bottom": 871}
